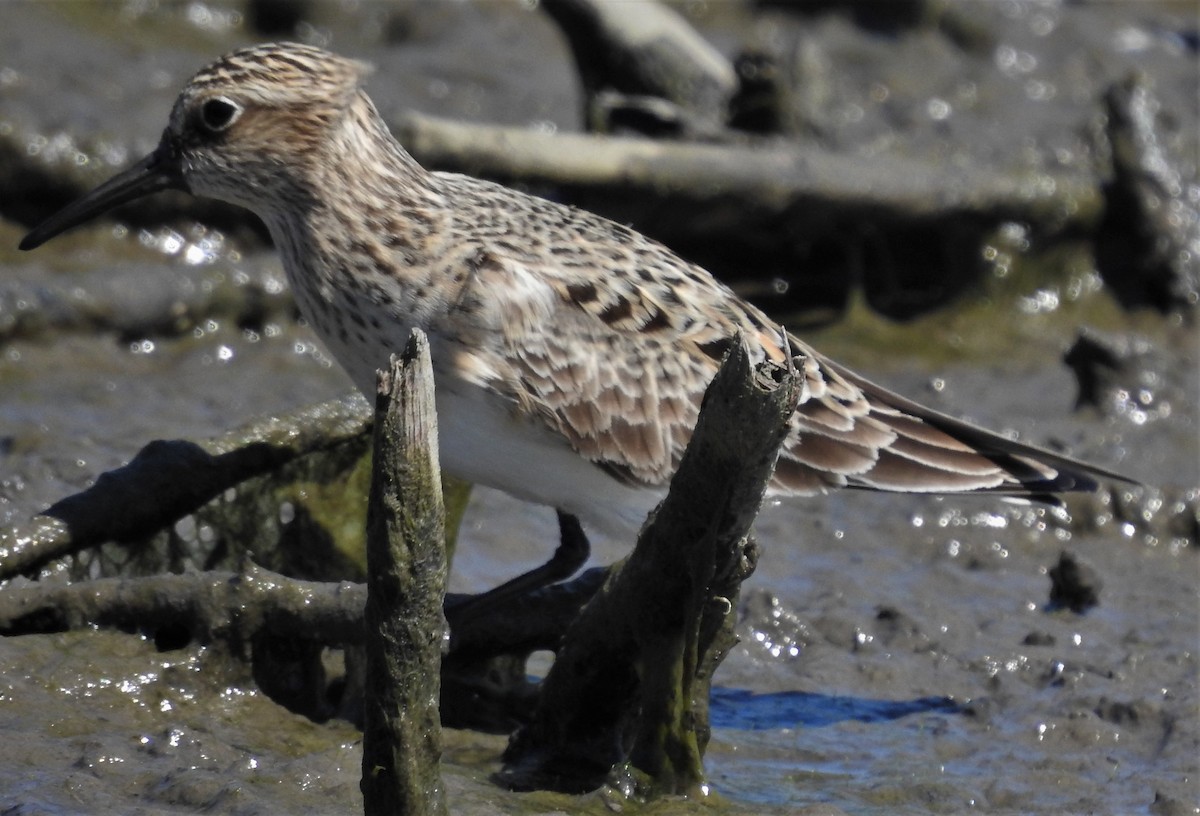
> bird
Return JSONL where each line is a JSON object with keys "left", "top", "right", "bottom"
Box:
{"left": 20, "top": 42, "right": 1126, "bottom": 599}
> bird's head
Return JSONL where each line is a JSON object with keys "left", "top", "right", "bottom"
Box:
{"left": 21, "top": 42, "right": 371, "bottom": 250}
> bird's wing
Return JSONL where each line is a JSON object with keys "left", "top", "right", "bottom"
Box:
{"left": 433, "top": 245, "right": 718, "bottom": 487}
{"left": 433, "top": 201, "right": 1119, "bottom": 498}
{"left": 809, "top": 354, "right": 1131, "bottom": 493}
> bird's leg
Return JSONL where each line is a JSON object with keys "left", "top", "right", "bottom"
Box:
{"left": 447, "top": 510, "right": 590, "bottom": 625}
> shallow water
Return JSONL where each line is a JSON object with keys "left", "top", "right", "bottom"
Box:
{"left": 1, "top": 2, "right": 1197, "bottom": 814}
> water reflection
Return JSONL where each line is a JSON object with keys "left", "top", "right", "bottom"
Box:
{"left": 710, "top": 687, "right": 960, "bottom": 730}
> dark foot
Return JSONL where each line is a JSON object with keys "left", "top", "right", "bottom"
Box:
{"left": 447, "top": 510, "right": 590, "bottom": 626}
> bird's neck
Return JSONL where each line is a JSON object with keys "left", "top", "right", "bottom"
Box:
{"left": 264, "top": 92, "right": 449, "bottom": 292}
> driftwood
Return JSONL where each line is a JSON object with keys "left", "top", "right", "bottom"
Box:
{"left": 0, "top": 560, "right": 601, "bottom": 651}
{"left": 541, "top": 0, "right": 736, "bottom": 135}
{"left": 0, "top": 563, "right": 362, "bottom": 644}
{"left": 500, "top": 336, "right": 802, "bottom": 795}
{"left": 361, "top": 332, "right": 448, "bottom": 816}
{"left": 1096, "top": 72, "right": 1199, "bottom": 312}
{"left": 394, "top": 111, "right": 1101, "bottom": 227}
{"left": 0, "top": 395, "right": 372, "bottom": 581}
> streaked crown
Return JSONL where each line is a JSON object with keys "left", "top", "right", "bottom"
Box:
{"left": 174, "top": 42, "right": 369, "bottom": 118}
{"left": 165, "top": 42, "right": 378, "bottom": 207}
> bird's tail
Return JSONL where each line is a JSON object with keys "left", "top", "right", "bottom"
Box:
{"left": 768, "top": 352, "right": 1133, "bottom": 499}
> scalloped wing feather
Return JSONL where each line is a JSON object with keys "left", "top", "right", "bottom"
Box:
{"left": 430, "top": 178, "right": 1119, "bottom": 501}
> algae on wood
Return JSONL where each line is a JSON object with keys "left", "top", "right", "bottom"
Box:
{"left": 361, "top": 330, "right": 450, "bottom": 816}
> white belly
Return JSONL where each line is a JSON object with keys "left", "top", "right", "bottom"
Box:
{"left": 433, "top": 384, "right": 663, "bottom": 539}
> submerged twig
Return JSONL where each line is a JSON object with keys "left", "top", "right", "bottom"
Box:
{"left": 0, "top": 563, "right": 363, "bottom": 644}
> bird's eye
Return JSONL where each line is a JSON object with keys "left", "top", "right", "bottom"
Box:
{"left": 199, "top": 97, "right": 241, "bottom": 133}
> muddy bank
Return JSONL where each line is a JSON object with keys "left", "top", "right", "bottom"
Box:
{"left": 0, "top": 2, "right": 1196, "bottom": 814}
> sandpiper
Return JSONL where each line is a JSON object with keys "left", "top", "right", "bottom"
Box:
{"left": 21, "top": 43, "right": 1124, "bottom": 582}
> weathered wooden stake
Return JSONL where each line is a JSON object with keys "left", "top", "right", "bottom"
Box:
{"left": 501, "top": 334, "right": 802, "bottom": 795}
{"left": 361, "top": 329, "right": 449, "bottom": 816}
